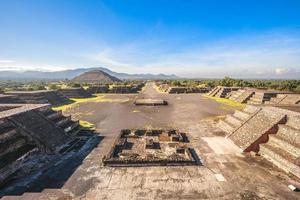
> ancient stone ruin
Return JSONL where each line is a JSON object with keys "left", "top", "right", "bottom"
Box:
{"left": 0, "top": 94, "right": 24, "bottom": 104}
{"left": 207, "top": 86, "right": 240, "bottom": 98}
{"left": 209, "top": 87, "right": 299, "bottom": 106}
{"left": 218, "top": 105, "right": 300, "bottom": 179}
{"left": 87, "top": 85, "right": 109, "bottom": 94}
{"left": 158, "top": 84, "right": 208, "bottom": 94}
{"left": 0, "top": 104, "right": 98, "bottom": 197}
{"left": 134, "top": 98, "right": 168, "bottom": 106}
{"left": 5, "top": 90, "right": 71, "bottom": 106}
{"left": 59, "top": 87, "right": 92, "bottom": 98}
{"left": 109, "top": 83, "right": 145, "bottom": 93}
{"left": 103, "top": 129, "right": 199, "bottom": 167}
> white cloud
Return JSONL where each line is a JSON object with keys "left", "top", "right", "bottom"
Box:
{"left": 86, "top": 31, "right": 300, "bottom": 78}
{"left": 275, "top": 68, "right": 290, "bottom": 75}
{"left": 2, "top": 30, "right": 300, "bottom": 78}
{"left": 0, "top": 59, "right": 15, "bottom": 63}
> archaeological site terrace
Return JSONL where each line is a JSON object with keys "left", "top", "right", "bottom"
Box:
{"left": 103, "top": 129, "right": 199, "bottom": 167}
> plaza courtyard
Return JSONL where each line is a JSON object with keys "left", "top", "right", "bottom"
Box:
{"left": 25, "top": 82, "right": 298, "bottom": 200}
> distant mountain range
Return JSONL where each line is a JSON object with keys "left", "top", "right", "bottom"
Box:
{"left": 0, "top": 67, "right": 178, "bottom": 80}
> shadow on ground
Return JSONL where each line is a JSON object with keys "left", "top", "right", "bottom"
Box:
{"left": 0, "top": 131, "right": 104, "bottom": 197}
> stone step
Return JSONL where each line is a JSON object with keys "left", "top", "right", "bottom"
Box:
{"left": 233, "top": 110, "right": 251, "bottom": 121}
{"left": 286, "top": 116, "right": 300, "bottom": 130}
{"left": 229, "top": 107, "right": 285, "bottom": 151}
{"left": 61, "top": 120, "right": 79, "bottom": 133}
{"left": 0, "top": 125, "right": 16, "bottom": 135}
{"left": 225, "top": 115, "right": 243, "bottom": 127}
{"left": 46, "top": 111, "right": 63, "bottom": 120}
{"left": 243, "top": 105, "right": 260, "bottom": 114}
{"left": 268, "top": 134, "right": 300, "bottom": 157}
{"left": 277, "top": 125, "right": 300, "bottom": 145}
{"left": 247, "top": 99, "right": 262, "bottom": 105}
{"left": 217, "top": 120, "right": 235, "bottom": 134}
{"left": 235, "top": 92, "right": 253, "bottom": 103}
{"left": 56, "top": 116, "right": 72, "bottom": 127}
{"left": 208, "top": 87, "right": 220, "bottom": 96}
{"left": 0, "top": 128, "right": 18, "bottom": 140}
{"left": 260, "top": 144, "right": 300, "bottom": 179}
{"left": 249, "top": 96, "right": 265, "bottom": 102}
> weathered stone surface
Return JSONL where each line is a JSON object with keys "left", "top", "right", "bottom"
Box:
{"left": 59, "top": 88, "right": 92, "bottom": 98}
{"left": 6, "top": 90, "right": 71, "bottom": 106}
{"left": 229, "top": 107, "right": 286, "bottom": 151}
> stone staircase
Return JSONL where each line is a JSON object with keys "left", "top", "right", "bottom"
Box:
{"left": 218, "top": 106, "right": 287, "bottom": 152}
{"left": 268, "top": 94, "right": 300, "bottom": 105}
{"left": 259, "top": 115, "right": 300, "bottom": 179}
{"left": 247, "top": 92, "right": 276, "bottom": 105}
{"left": 219, "top": 105, "right": 300, "bottom": 178}
{"left": 217, "top": 105, "right": 260, "bottom": 134}
{"left": 207, "top": 86, "right": 222, "bottom": 96}
{"left": 39, "top": 108, "right": 79, "bottom": 135}
{"left": 0, "top": 120, "right": 37, "bottom": 184}
{"left": 228, "top": 89, "right": 244, "bottom": 100}
{"left": 237, "top": 91, "right": 255, "bottom": 103}
{"left": 5, "top": 91, "right": 71, "bottom": 106}
{"left": 216, "top": 87, "right": 240, "bottom": 98}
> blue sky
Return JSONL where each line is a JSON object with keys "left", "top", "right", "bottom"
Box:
{"left": 0, "top": 0, "right": 300, "bottom": 78}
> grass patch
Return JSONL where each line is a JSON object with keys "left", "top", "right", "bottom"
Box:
{"left": 52, "top": 94, "right": 128, "bottom": 112}
{"left": 79, "top": 120, "right": 95, "bottom": 130}
{"left": 203, "top": 94, "right": 246, "bottom": 110}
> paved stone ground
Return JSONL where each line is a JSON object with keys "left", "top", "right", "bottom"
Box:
{"left": 35, "top": 82, "right": 300, "bottom": 199}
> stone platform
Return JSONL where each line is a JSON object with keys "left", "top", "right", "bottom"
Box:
{"left": 103, "top": 129, "right": 199, "bottom": 167}
{"left": 134, "top": 98, "right": 168, "bottom": 106}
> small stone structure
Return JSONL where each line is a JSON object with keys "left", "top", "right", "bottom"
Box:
{"left": 228, "top": 89, "right": 255, "bottom": 103}
{"left": 103, "top": 129, "right": 198, "bottom": 167}
{"left": 207, "top": 86, "right": 240, "bottom": 98}
{"left": 59, "top": 87, "right": 92, "bottom": 98}
{"left": 267, "top": 94, "right": 300, "bottom": 105}
{"left": 158, "top": 84, "right": 208, "bottom": 94}
{"left": 5, "top": 90, "right": 71, "bottom": 106}
{"left": 87, "top": 85, "right": 109, "bottom": 94}
{"left": 247, "top": 90, "right": 292, "bottom": 105}
{"left": 218, "top": 105, "right": 300, "bottom": 179}
{"left": 109, "top": 83, "right": 144, "bottom": 93}
{"left": 134, "top": 98, "right": 168, "bottom": 106}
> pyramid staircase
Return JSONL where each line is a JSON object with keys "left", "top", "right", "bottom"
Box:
{"left": 247, "top": 92, "right": 275, "bottom": 105}
{"left": 5, "top": 91, "right": 71, "bottom": 106}
{"left": 218, "top": 105, "right": 300, "bottom": 178}
{"left": 215, "top": 87, "right": 240, "bottom": 98}
{"left": 208, "top": 86, "right": 240, "bottom": 98}
{"left": 0, "top": 119, "right": 37, "bottom": 185}
{"left": 259, "top": 115, "right": 300, "bottom": 178}
{"left": 217, "top": 105, "right": 260, "bottom": 135}
{"left": 267, "top": 94, "right": 300, "bottom": 105}
{"left": 38, "top": 107, "right": 79, "bottom": 135}
{"left": 228, "top": 89, "right": 255, "bottom": 103}
{"left": 207, "top": 86, "right": 222, "bottom": 96}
